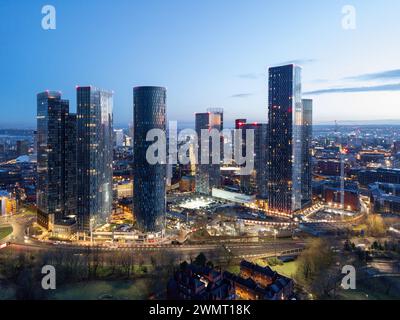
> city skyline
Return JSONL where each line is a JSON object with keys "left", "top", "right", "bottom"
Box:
{"left": 2, "top": 0, "right": 400, "bottom": 128}
{"left": 2, "top": 1, "right": 400, "bottom": 304}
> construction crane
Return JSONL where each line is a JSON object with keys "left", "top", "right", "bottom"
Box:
{"left": 340, "top": 149, "right": 346, "bottom": 209}
{"left": 336, "top": 120, "right": 346, "bottom": 210}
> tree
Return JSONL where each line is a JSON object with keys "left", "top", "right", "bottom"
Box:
{"left": 366, "top": 214, "right": 386, "bottom": 237}
{"left": 295, "top": 238, "right": 337, "bottom": 298}
{"left": 193, "top": 253, "right": 207, "bottom": 267}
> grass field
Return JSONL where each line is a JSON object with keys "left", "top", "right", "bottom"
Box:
{"left": 337, "top": 277, "right": 400, "bottom": 300}
{"left": 226, "top": 265, "right": 240, "bottom": 274}
{"left": 270, "top": 261, "right": 299, "bottom": 277}
{"left": 0, "top": 226, "right": 13, "bottom": 240}
{"left": 252, "top": 258, "right": 299, "bottom": 278}
{"left": 47, "top": 279, "right": 157, "bottom": 300}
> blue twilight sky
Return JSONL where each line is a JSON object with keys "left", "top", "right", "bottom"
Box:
{"left": 1, "top": 0, "right": 400, "bottom": 128}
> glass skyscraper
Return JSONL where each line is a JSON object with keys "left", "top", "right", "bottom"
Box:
{"left": 133, "top": 86, "right": 167, "bottom": 234}
{"left": 76, "top": 86, "right": 113, "bottom": 233}
{"left": 301, "top": 99, "right": 313, "bottom": 207}
{"left": 36, "top": 91, "right": 76, "bottom": 229}
{"left": 267, "top": 64, "right": 311, "bottom": 215}
{"left": 195, "top": 110, "right": 223, "bottom": 195}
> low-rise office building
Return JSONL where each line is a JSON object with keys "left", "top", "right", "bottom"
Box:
{"left": 369, "top": 182, "right": 400, "bottom": 216}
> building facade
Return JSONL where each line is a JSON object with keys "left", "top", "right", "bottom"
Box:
{"left": 133, "top": 86, "right": 167, "bottom": 234}
{"left": 301, "top": 99, "right": 313, "bottom": 207}
{"left": 237, "top": 120, "right": 268, "bottom": 198}
{"left": 36, "top": 91, "right": 77, "bottom": 229}
{"left": 0, "top": 190, "right": 17, "bottom": 216}
{"left": 267, "top": 64, "right": 311, "bottom": 215}
{"left": 358, "top": 168, "right": 400, "bottom": 188}
{"left": 195, "top": 110, "right": 223, "bottom": 195}
{"left": 76, "top": 87, "right": 113, "bottom": 233}
{"left": 370, "top": 182, "right": 400, "bottom": 215}
{"left": 167, "top": 263, "right": 235, "bottom": 300}
{"left": 224, "top": 260, "right": 294, "bottom": 300}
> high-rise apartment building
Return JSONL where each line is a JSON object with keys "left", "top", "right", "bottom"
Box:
{"left": 195, "top": 110, "right": 223, "bottom": 195}
{"left": 237, "top": 120, "right": 268, "bottom": 198}
{"left": 133, "top": 86, "right": 167, "bottom": 234}
{"left": 76, "top": 86, "right": 113, "bottom": 233}
{"left": 267, "top": 64, "right": 311, "bottom": 215}
{"left": 36, "top": 91, "right": 77, "bottom": 229}
{"left": 301, "top": 99, "right": 313, "bottom": 207}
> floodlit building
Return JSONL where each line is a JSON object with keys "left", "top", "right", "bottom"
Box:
{"left": 52, "top": 216, "right": 78, "bottom": 238}
{"left": 322, "top": 182, "right": 360, "bottom": 212}
{"left": 0, "top": 190, "right": 17, "bottom": 216}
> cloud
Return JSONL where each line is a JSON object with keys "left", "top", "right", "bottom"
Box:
{"left": 230, "top": 93, "right": 253, "bottom": 98}
{"left": 344, "top": 69, "right": 400, "bottom": 81}
{"left": 304, "top": 83, "right": 400, "bottom": 95}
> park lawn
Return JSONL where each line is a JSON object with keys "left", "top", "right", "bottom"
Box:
{"left": 226, "top": 265, "right": 240, "bottom": 274}
{"left": 0, "top": 226, "right": 13, "bottom": 240}
{"left": 46, "top": 279, "right": 155, "bottom": 300}
{"left": 252, "top": 258, "right": 299, "bottom": 278}
{"left": 270, "top": 261, "right": 299, "bottom": 277}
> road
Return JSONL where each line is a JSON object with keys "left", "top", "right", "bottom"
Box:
{"left": 1, "top": 212, "right": 305, "bottom": 264}
{"left": 7, "top": 240, "right": 305, "bottom": 264}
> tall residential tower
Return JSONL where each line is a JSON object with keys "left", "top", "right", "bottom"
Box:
{"left": 36, "top": 91, "right": 77, "bottom": 230}
{"left": 301, "top": 99, "right": 313, "bottom": 207}
{"left": 76, "top": 86, "right": 113, "bottom": 233}
{"left": 133, "top": 86, "right": 167, "bottom": 234}
{"left": 267, "top": 65, "right": 312, "bottom": 215}
{"left": 195, "top": 109, "right": 223, "bottom": 195}
{"left": 237, "top": 120, "right": 268, "bottom": 198}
